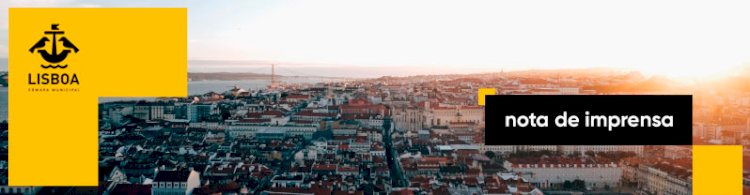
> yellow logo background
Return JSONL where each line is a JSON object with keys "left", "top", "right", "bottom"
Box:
{"left": 9, "top": 8, "right": 186, "bottom": 186}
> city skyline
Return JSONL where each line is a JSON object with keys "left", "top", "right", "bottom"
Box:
{"left": 0, "top": 1, "right": 747, "bottom": 194}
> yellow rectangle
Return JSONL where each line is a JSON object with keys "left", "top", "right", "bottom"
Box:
{"left": 693, "top": 145, "right": 742, "bottom": 195}
{"left": 478, "top": 88, "right": 496, "bottom": 106}
{"left": 9, "top": 8, "right": 186, "bottom": 186}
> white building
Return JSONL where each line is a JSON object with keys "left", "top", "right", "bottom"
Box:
{"left": 480, "top": 144, "right": 515, "bottom": 154}
{"left": 509, "top": 162, "right": 622, "bottom": 190}
{"left": 349, "top": 136, "right": 371, "bottom": 154}
{"left": 640, "top": 164, "right": 692, "bottom": 195}
{"left": 189, "top": 122, "right": 223, "bottom": 130}
{"left": 150, "top": 104, "right": 176, "bottom": 120}
{"left": 559, "top": 145, "right": 643, "bottom": 155}
{"left": 392, "top": 106, "right": 424, "bottom": 132}
{"left": 557, "top": 87, "right": 580, "bottom": 95}
{"left": 426, "top": 104, "right": 483, "bottom": 128}
{"left": 664, "top": 146, "right": 691, "bottom": 159}
{"left": 370, "top": 148, "right": 386, "bottom": 157}
{"left": 0, "top": 187, "right": 39, "bottom": 195}
{"left": 357, "top": 117, "right": 384, "bottom": 129}
{"left": 152, "top": 170, "right": 200, "bottom": 195}
{"left": 478, "top": 145, "right": 643, "bottom": 155}
{"left": 106, "top": 106, "right": 133, "bottom": 126}
{"left": 226, "top": 125, "right": 317, "bottom": 140}
{"left": 515, "top": 145, "right": 557, "bottom": 152}
{"left": 226, "top": 125, "right": 258, "bottom": 138}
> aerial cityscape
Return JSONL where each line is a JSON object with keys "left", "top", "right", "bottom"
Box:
{"left": 1, "top": 65, "right": 749, "bottom": 194}
{"left": 2, "top": 0, "right": 750, "bottom": 194}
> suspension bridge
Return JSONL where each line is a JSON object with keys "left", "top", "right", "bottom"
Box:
{"left": 189, "top": 64, "right": 356, "bottom": 88}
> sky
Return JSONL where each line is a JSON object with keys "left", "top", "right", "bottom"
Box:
{"left": 2, "top": 0, "right": 750, "bottom": 78}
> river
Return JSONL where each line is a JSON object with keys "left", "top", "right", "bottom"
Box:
{"left": 0, "top": 78, "right": 343, "bottom": 121}
{"left": 99, "top": 78, "right": 341, "bottom": 103}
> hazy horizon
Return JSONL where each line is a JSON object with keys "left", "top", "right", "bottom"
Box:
{"left": 0, "top": 58, "right": 635, "bottom": 78}
{"left": 4, "top": 57, "right": 750, "bottom": 80}
{"left": 4, "top": 58, "right": 748, "bottom": 79}
{"left": 3, "top": 0, "right": 750, "bottom": 79}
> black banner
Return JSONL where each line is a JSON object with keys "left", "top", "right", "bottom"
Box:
{"left": 484, "top": 95, "right": 692, "bottom": 145}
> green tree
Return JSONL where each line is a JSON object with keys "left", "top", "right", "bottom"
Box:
{"left": 563, "top": 180, "right": 572, "bottom": 190}
{"left": 484, "top": 151, "right": 496, "bottom": 159}
{"left": 573, "top": 179, "right": 586, "bottom": 191}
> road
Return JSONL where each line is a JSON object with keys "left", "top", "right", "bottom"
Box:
{"left": 383, "top": 118, "right": 407, "bottom": 187}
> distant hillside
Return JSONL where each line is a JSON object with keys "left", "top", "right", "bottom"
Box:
{"left": 188, "top": 72, "right": 275, "bottom": 81}
{"left": 582, "top": 76, "right": 675, "bottom": 93}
